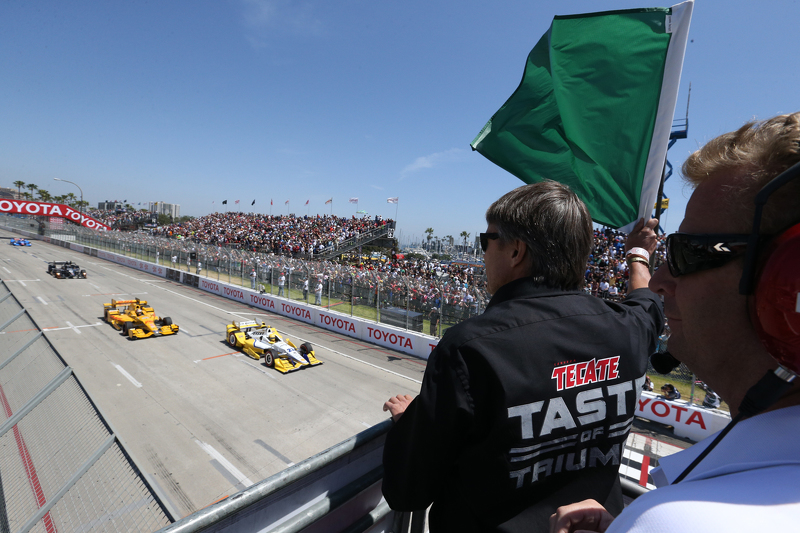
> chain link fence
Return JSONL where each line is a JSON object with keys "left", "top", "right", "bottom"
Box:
{"left": 0, "top": 281, "right": 174, "bottom": 532}
{"left": 39, "top": 221, "right": 491, "bottom": 338}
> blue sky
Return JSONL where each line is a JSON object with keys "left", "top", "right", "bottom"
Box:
{"left": 2, "top": 0, "right": 798, "bottom": 247}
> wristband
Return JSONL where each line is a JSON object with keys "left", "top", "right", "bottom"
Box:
{"left": 626, "top": 247, "right": 650, "bottom": 261}
{"left": 627, "top": 256, "right": 650, "bottom": 268}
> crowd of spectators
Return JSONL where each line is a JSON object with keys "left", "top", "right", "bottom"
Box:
{"left": 88, "top": 209, "right": 153, "bottom": 228}
{"left": 149, "top": 212, "right": 393, "bottom": 256}
{"left": 85, "top": 210, "right": 666, "bottom": 328}
{"left": 584, "top": 227, "right": 666, "bottom": 300}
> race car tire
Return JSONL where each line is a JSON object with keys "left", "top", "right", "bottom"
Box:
{"left": 300, "top": 342, "right": 313, "bottom": 355}
{"left": 229, "top": 333, "right": 238, "bottom": 347}
{"left": 264, "top": 350, "right": 275, "bottom": 368}
{"left": 81, "top": 270, "right": 87, "bottom": 278}
{"left": 122, "top": 322, "right": 131, "bottom": 336}
{"left": 162, "top": 317, "right": 173, "bottom": 325}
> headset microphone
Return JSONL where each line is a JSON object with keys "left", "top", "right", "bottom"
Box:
{"left": 650, "top": 351, "right": 681, "bottom": 374}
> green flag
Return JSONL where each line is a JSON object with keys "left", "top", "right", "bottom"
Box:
{"left": 471, "top": 1, "right": 693, "bottom": 229}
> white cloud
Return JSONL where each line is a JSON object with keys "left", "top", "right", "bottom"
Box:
{"left": 240, "top": 0, "right": 325, "bottom": 48}
{"left": 370, "top": 184, "right": 384, "bottom": 190}
{"left": 401, "top": 148, "right": 464, "bottom": 178}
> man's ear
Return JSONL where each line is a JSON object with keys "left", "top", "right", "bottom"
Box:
{"left": 509, "top": 240, "right": 528, "bottom": 269}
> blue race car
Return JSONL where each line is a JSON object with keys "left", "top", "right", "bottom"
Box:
{"left": 9, "top": 238, "right": 31, "bottom": 246}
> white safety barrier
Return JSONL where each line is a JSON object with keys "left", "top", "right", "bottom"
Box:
{"left": 89, "top": 247, "right": 439, "bottom": 360}
{"left": 635, "top": 391, "right": 730, "bottom": 441}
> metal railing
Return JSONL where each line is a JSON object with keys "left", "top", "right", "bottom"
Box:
{"left": 153, "top": 418, "right": 652, "bottom": 533}
{"left": 0, "top": 281, "right": 175, "bottom": 532}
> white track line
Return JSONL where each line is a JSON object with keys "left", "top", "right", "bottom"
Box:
{"left": 36, "top": 296, "right": 46, "bottom": 305}
{"left": 113, "top": 364, "right": 142, "bottom": 388}
{"left": 2, "top": 267, "right": 9, "bottom": 273}
{"left": 42, "top": 322, "right": 104, "bottom": 332}
{"left": 195, "top": 440, "right": 253, "bottom": 487}
{"left": 65, "top": 321, "right": 81, "bottom": 334}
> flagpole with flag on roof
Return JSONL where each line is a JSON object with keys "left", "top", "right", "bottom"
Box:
{"left": 387, "top": 197, "right": 399, "bottom": 222}
{"left": 325, "top": 197, "right": 333, "bottom": 216}
{"left": 285, "top": 199, "right": 290, "bottom": 216}
{"left": 470, "top": 1, "right": 693, "bottom": 232}
{"left": 349, "top": 197, "right": 358, "bottom": 215}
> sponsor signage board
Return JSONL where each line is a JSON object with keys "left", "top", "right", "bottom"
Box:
{"left": 88, "top": 249, "right": 439, "bottom": 360}
{"left": 0, "top": 200, "right": 111, "bottom": 231}
{"left": 635, "top": 391, "right": 730, "bottom": 441}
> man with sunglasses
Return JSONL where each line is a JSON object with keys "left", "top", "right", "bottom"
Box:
{"left": 550, "top": 112, "right": 800, "bottom": 532}
{"left": 382, "top": 181, "right": 664, "bottom": 532}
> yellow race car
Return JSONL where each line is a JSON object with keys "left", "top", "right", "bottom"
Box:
{"left": 103, "top": 298, "right": 179, "bottom": 339}
{"left": 226, "top": 320, "right": 322, "bottom": 374}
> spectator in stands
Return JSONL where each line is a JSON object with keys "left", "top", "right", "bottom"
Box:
{"left": 250, "top": 269, "right": 257, "bottom": 289}
{"left": 303, "top": 278, "right": 309, "bottom": 300}
{"left": 550, "top": 112, "right": 800, "bottom": 533}
{"left": 382, "top": 181, "right": 663, "bottom": 532}
{"left": 278, "top": 272, "right": 285, "bottom": 296}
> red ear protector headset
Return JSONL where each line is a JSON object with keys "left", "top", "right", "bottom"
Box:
{"left": 670, "top": 159, "right": 800, "bottom": 484}
{"left": 741, "top": 160, "right": 800, "bottom": 375}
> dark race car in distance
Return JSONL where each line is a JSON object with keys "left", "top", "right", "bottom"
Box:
{"left": 47, "top": 261, "right": 87, "bottom": 279}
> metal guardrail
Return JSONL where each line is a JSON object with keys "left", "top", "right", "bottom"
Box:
{"left": 0, "top": 281, "right": 175, "bottom": 532}
{"left": 154, "top": 416, "right": 652, "bottom": 533}
{"left": 313, "top": 225, "right": 392, "bottom": 261}
{"left": 155, "top": 420, "right": 395, "bottom": 533}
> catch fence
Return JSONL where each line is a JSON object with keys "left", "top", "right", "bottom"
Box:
{"left": 0, "top": 281, "right": 174, "bottom": 532}
{"left": 45, "top": 223, "right": 489, "bottom": 338}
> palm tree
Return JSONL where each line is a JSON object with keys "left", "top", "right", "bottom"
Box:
{"left": 460, "top": 231, "right": 470, "bottom": 252}
{"left": 37, "top": 189, "right": 51, "bottom": 202}
{"left": 13, "top": 180, "right": 25, "bottom": 199}
{"left": 26, "top": 183, "right": 38, "bottom": 198}
{"left": 425, "top": 228, "right": 434, "bottom": 250}
{"left": 65, "top": 192, "right": 76, "bottom": 207}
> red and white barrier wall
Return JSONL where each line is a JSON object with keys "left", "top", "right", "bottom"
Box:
{"left": 89, "top": 247, "right": 439, "bottom": 360}
{"left": 636, "top": 391, "right": 730, "bottom": 441}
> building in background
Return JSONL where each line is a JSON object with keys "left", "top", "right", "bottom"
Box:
{"left": 0, "top": 187, "right": 20, "bottom": 200}
{"left": 148, "top": 202, "right": 180, "bottom": 220}
{"left": 97, "top": 201, "right": 124, "bottom": 211}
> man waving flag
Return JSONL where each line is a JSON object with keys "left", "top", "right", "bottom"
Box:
{"left": 471, "top": 1, "right": 693, "bottom": 229}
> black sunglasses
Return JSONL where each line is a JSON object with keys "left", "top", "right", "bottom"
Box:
{"left": 665, "top": 233, "right": 749, "bottom": 277}
{"left": 479, "top": 232, "right": 500, "bottom": 252}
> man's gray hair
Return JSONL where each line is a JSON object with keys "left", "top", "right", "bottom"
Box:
{"left": 486, "top": 181, "right": 592, "bottom": 290}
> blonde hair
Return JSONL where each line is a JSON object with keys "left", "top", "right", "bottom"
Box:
{"left": 682, "top": 112, "right": 800, "bottom": 233}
